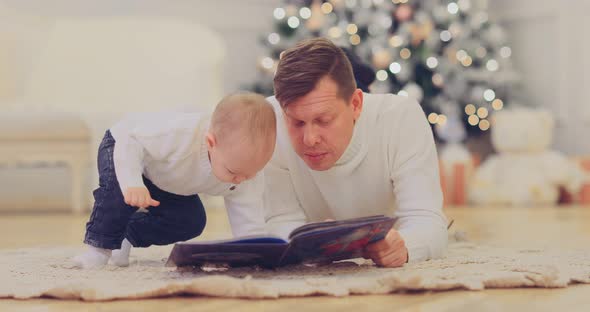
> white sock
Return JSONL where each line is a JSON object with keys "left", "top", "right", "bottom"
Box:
{"left": 110, "top": 238, "right": 132, "bottom": 267}
{"left": 70, "top": 246, "right": 112, "bottom": 269}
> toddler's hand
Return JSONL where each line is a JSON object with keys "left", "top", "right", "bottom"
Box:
{"left": 124, "top": 187, "right": 160, "bottom": 208}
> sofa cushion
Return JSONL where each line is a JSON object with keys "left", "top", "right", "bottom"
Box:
{"left": 0, "top": 112, "right": 89, "bottom": 141}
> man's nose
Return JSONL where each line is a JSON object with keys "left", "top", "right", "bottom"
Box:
{"left": 303, "top": 125, "right": 320, "bottom": 147}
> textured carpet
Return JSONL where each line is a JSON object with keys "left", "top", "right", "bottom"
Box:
{"left": 1, "top": 239, "right": 589, "bottom": 301}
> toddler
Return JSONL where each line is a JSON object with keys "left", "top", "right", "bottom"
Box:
{"left": 72, "top": 92, "right": 276, "bottom": 268}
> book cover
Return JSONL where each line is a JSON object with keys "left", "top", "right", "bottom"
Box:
{"left": 166, "top": 215, "right": 396, "bottom": 268}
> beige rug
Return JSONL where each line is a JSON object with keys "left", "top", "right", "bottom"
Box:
{"left": 1, "top": 239, "right": 589, "bottom": 301}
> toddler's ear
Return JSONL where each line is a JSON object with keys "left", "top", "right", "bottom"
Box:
{"left": 205, "top": 132, "right": 217, "bottom": 149}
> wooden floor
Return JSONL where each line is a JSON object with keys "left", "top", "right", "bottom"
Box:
{"left": 1, "top": 205, "right": 589, "bottom": 311}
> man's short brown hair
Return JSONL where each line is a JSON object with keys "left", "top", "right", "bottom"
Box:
{"left": 273, "top": 37, "right": 357, "bottom": 107}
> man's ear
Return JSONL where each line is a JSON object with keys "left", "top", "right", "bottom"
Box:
{"left": 351, "top": 88, "right": 364, "bottom": 122}
{"left": 205, "top": 132, "right": 216, "bottom": 149}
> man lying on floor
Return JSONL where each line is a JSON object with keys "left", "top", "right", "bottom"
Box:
{"left": 260, "top": 38, "right": 448, "bottom": 267}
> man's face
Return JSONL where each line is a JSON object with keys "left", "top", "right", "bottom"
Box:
{"left": 283, "top": 76, "right": 363, "bottom": 171}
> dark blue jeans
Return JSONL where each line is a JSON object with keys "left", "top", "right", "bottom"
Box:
{"left": 84, "top": 130, "right": 207, "bottom": 250}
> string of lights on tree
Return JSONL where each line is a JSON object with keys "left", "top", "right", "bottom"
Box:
{"left": 250, "top": 0, "right": 521, "bottom": 139}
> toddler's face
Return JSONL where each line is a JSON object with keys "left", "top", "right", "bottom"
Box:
{"left": 207, "top": 135, "right": 274, "bottom": 185}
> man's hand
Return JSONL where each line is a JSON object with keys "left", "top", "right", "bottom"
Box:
{"left": 124, "top": 187, "right": 160, "bottom": 209}
{"left": 363, "top": 228, "right": 408, "bottom": 267}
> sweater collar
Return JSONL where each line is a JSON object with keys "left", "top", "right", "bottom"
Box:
{"left": 335, "top": 119, "right": 363, "bottom": 166}
{"left": 325, "top": 104, "right": 369, "bottom": 172}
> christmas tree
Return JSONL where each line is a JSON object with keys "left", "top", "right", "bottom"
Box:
{"left": 250, "top": 0, "right": 520, "bottom": 140}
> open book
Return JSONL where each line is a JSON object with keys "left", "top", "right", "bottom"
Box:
{"left": 166, "top": 215, "right": 396, "bottom": 268}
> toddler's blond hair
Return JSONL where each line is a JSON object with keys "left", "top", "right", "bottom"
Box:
{"left": 210, "top": 92, "right": 276, "bottom": 149}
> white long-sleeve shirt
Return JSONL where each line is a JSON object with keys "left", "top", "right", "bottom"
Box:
{"left": 263, "top": 93, "right": 448, "bottom": 263}
{"left": 109, "top": 111, "right": 267, "bottom": 237}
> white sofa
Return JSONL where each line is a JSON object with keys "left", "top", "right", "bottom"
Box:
{"left": 0, "top": 112, "right": 91, "bottom": 213}
{"left": 0, "top": 13, "right": 226, "bottom": 212}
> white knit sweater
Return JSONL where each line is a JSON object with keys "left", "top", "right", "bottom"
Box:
{"left": 109, "top": 111, "right": 267, "bottom": 237}
{"left": 263, "top": 93, "right": 448, "bottom": 262}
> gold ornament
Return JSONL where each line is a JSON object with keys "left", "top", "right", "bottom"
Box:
{"left": 445, "top": 47, "right": 459, "bottom": 64}
{"left": 285, "top": 4, "right": 298, "bottom": 16}
{"left": 394, "top": 4, "right": 413, "bottom": 22}
{"left": 306, "top": 0, "right": 325, "bottom": 31}
{"left": 409, "top": 21, "right": 433, "bottom": 46}
{"left": 329, "top": 0, "right": 344, "bottom": 9}
{"left": 372, "top": 50, "right": 393, "bottom": 69}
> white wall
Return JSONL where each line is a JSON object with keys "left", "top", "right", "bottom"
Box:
{"left": 0, "top": 0, "right": 279, "bottom": 95}
{"left": 489, "top": 0, "right": 590, "bottom": 155}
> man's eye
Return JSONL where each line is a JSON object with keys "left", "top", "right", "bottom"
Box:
{"left": 293, "top": 120, "right": 305, "bottom": 127}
